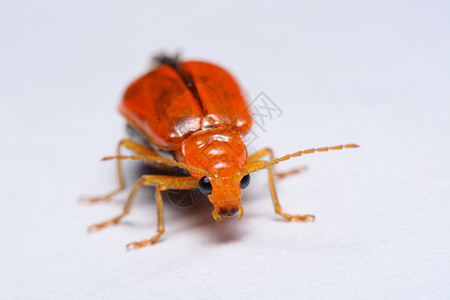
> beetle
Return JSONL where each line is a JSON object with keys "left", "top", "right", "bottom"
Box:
{"left": 86, "top": 54, "right": 359, "bottom": 250}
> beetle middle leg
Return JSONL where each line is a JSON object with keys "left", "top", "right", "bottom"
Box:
{"left": 88, "top": 175, "right": 199, "bottom": 249}
{"left": 247, "top": 160, "right": 315, "bottom": 222}
{"left": 247, "top": 148, "right": 307, "bottom": 179}
{"left": 84, "top": 139, "right": 166, "bottom": 203}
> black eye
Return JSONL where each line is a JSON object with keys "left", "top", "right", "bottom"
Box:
{"left": 198, "top": 176, "right": 212, "bottom": 195}
{"left": 240, "top": 174, "right": 250, "bottom": 189}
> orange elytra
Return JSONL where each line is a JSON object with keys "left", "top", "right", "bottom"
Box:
{"left": 85, "top": 53, "right": 359, "bottom": 250}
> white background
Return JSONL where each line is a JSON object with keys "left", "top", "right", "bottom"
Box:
{"left": 1, "top": 1, "right": 449, "bottom": 299}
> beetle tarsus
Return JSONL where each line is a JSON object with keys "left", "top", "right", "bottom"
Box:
{"left": 82, "top": 194, "right": 114, "bottom": 203}
{"left": 126, "top": 231, "right": 164, "bottom": 250}
{"left": 87, "top": 223, "right": 107, "bottom": 232}
{"left": 88, "top": 215, "right": 123, "bottom": 232}
{"left": 83, "top": 196, "right": 111, "bottom": 203}
{"left": 280, "top": 213, "right": 315, "bottom": 222}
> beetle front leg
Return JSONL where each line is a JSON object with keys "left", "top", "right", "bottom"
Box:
{"left": 125, "top": 180, "right": 167, "bottom": 250}
{"left": 246, "top": 160, "right": 314, "bottom": 222}
{"left": 248, "top": 148, "right": 306, "bottom": 179}
{"left": 126, "top": 176, "right": 199, "bottom": 250}
{"left": 266, "top": 165, "right": 315, "bottom": 222}
{"left": 88, "top": 175, "right": 199, "bottom": 249}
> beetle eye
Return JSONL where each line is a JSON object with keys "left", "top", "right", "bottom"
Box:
{"left": 240, "top": 174, "right": 250, "bottom": 189}
{"left": 198, "top": 176, "right": 213, "bottom": 195}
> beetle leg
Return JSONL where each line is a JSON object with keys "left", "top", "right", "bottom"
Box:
{"left": 267, "top": 165, "right": 315, "bottom": 222}
{"left": 247, "top": 160, "right": 315, "bottom": 222}
{"left": 247, "top": 148, "right": 307, "bottom": 179}
{"left": 126, "top": 176, "right": 199, "bottom": 250}
{"left": 247, "top": 147, "right": 275, "bottom": 162}
{"left": 84, "top": 139, "right": 165, "bottom": 203}
{"left": 88, "top": 175, "right": 199, "bottom": 249}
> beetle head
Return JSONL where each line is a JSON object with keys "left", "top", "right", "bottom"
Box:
{"left": 182, "top": 128, "right": 249, "bottom": 221}
{"left": 196, "top": 163, "right": 251, "bottom": 221}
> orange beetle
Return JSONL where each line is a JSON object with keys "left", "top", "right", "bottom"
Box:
{"left": 86, "top": 54, "right": 359, "bottom": 250}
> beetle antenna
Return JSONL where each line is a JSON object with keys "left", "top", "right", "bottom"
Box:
{"left": 244, "top": 144, "right": 360, "bottom": 174}
{"left": 102, "top": 155, "right": 212, "bottom": 177}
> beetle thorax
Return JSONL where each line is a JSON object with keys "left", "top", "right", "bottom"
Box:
{"left": 181, "top": 127, "right": 248, "bottom": 181}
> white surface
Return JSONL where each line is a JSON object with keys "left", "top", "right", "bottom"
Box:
{"left": 1, "top": 1, "right": 449, "bottom": 299}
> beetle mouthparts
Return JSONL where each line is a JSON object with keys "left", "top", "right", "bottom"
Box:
{"left": 218, "top": 207, "right": 239, "bottom": 217}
